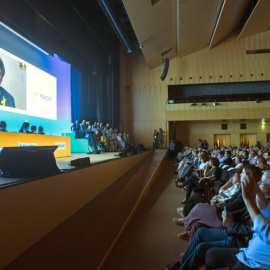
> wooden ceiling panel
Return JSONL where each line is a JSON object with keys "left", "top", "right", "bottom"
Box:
{"left": 238, "top": 0, "right": 270, "bottom": 39}
{"left": 209, "top": 0, "right": 251, "bottom": 48}
{"left": 122, "top": 0, "right": 177, "bottom": 69}
{"left": 178, "top": 0, "right": 224, "bottom": 57}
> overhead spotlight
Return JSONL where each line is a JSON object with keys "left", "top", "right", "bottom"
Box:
{"left": 262, "top": 119, "right": 265, "bottom": 125}
{"left": 191, "top": 103, "right": 196, "bottom": 107}
{"left": 213, "top": 102, "right": 218, "bottom": 106}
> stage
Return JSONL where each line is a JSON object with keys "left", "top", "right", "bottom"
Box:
{"left": 0, "top": 152, "right": 121, "bottom": 189}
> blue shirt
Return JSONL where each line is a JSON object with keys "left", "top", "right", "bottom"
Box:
{"left": 218, "top": 156, "right": 226, "bottom": 163}
{"left": 236, "top": 202, "right": 270, "bottom": 269}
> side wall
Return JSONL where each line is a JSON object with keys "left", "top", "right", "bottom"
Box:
{"left": 170, "top": 121, "right": 269, "bottom": 148}
{"left": 0, "top": 152, "right": 151, "bottom": 269}
{"left": 120, "top": 31, "right": 270, "bottom": 148}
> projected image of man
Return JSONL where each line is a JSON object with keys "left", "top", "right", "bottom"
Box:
{"left": 0, "top": 57, "right": 15, "bottom": 108}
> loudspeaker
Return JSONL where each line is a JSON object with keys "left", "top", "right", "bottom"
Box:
{"left": 70, "top": 157, "right": 90, "bottom": 168}
{"left": 119, "top": 146, "right": 137, "bottom": 157}
{"left": 135, "top": 144, "right": 145, "bottom": 153}
{"left": 160, "top": 58, "right": 169, "bottom": 81}
{"left": 0, "top": 146, "right": 60, "bottom": 178}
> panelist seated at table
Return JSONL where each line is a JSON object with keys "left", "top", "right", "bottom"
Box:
{"left": 0, "top": 120, "right": 7, "bottom": 132}
{"left": 19, "top": 122, "right": 30, "bottom": 133}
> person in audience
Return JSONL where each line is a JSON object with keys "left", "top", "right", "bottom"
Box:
{"left": 203, "top": 140, "right": 208, "bottom": 149}
{"left": 19, "top": 122, "right": 30, "bottom": 133}
{"left": 264, "top": 151, "right": 270, "bottom": 165}
{"left": 80, "top": 120, "right": 87, "bottom": 138}
{"left": 71, "top": 120, "right": 80, "bottom": 138}
{"left": 205, "top": 170, "right": 270, "bottom": 270}
{"left": 173, "top": 165, "right": 261, "bottom": 240}
{"left": 0, "top": 57, "right": 15, "bottom": 108}
{"left": 217, "top": 151, "right": 226, "bottom": 163}
{"left": 30, "top": 125, "right": 37, "bottom": 134}
{"left": 38, "top": 126, "right": 45, "bottom": 135}
{"left": 257, "top": 155, "right": 270, "bottom": 173}
{"left": 99, "top": 122, "right": 104, "bottom": 132}
{"left": 223, "top": 150, "right": 233, "bottom": 165}
{"left": 92, "top": 122, "right": 97, "bottom": 132}
{"left": 100, "top": 131, "right": 108, "bottom": 152}
{"left": 176, "top": 150, "right": 200, "bottom": 183}
{"left": 117, "top": 133, "right": 125, "bottom": 150}
{"left": 0, "top": 120, "right": 7, "bottom": 132}
{"left": 166, "top": 170, "right": 270, "bottom": 270}
{"left": 176, "top": 157, "right": 219, "bottom": 205}
{"left": 234, "top": 156, "right": 243, "bottom": 169}
{"left": 177, "top": 170, "right": 241, "bottom": 217}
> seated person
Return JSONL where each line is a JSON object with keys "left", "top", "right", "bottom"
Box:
{"left": 257, "top": 155, "right": 270, "bottom": 173}
{"left": 30, "top": 125, "right": 37, "bottom": 134}
{"left": 176, "top": 157, "right": 220, "bottom": 204}
{"left": 0, "top": 120, "right": 7, "bottom": 132}
{"left": 206, "top": 170, "right": 270, "bottom": 270}
{"left": 176, "top": 150, "right": 200, "bottom": 181}
{"left": 234, "top": 156, "right": 243, "bottom": 169}
{"left": 178, "top": 170, "right": 241, "bottom": 217}
{"left": 223, "top": 150, "right": 233, "bottom": 166}
{"left": 217, "top": 150, "right": 226, "bottom": 163}
{"left": 38, "top": 126, "right": 45, "bottom": 135}
{"left": 19, "top": 122, "right": 30, "bottom": 133}
{"left": 166, "top": 170, "right": 270, "bottom": 270}
{"left": 173, "top": 165, "right": 261, "bottom": 240}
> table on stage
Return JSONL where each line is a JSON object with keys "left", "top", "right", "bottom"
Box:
{"left": 0, "top": 132, "right": 70, "bottom": 158}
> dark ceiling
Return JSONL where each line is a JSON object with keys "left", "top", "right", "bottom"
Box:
{"left": 0, "top": 0, "right": 138, "bottom": 75}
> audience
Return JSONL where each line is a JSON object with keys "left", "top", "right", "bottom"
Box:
{"left": 166, "top": 141, "right": 270, "bottom": 270}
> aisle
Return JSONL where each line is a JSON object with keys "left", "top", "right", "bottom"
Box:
{"left": 101, "top": 158, "right": 189, "bottom": 270}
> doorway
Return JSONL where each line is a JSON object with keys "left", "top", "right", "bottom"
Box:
{"left": 240, "top": 134, "right": 257, "bottom": 147}
{"left": 214, "top": 134, "right": 231, "bottom": 147}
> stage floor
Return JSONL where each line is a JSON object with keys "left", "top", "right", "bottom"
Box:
{"left": 0, "top": 152, "right": 121, "bottom": 189}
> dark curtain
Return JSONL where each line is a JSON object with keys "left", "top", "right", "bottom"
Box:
{"left": 70, "top": 55, "right": 120, "bottom": 129}
{"left": 71, "top": 66, "right": 81, "bottom": 123}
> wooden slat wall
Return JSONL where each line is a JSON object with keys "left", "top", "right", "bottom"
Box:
{"left": 166, "top": 101, "right": 270, "bottom": 121}
{"left": 120, "top": 31, "right": 270, "bottom": 148}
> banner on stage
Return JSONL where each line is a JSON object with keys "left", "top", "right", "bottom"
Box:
{"left": 55, "top": 142, "right": 66, "bottom": 150}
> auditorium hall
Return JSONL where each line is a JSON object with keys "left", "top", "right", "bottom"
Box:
{"left": 0, "top": 1, "right": 270, "bottom": 269}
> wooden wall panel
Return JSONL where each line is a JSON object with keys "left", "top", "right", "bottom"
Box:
{"left": 172, "top": 121, "right": 270, "bottom": 148}
{"left": 119, "top": 46, "right": 133, "bottom": 135}
{"left": 119, "top": 31, "right": 270, "bottom": 148}
{"left": 166, "top": 101, "right": 270, "bottom": 121}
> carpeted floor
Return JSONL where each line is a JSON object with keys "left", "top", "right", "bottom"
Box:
{"left": 101, "top": 157, "right": 190, "bottom": 270}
